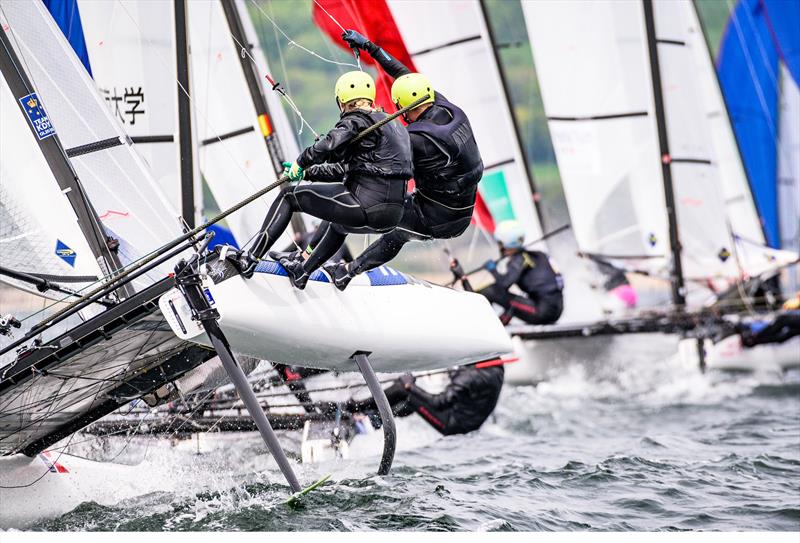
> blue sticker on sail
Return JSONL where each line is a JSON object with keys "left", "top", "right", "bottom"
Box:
{"left": 55, "top": 240, "right": 76, "bottom": 267}
{"left": 19, "top": 93, "right": 55, "bottom": 140}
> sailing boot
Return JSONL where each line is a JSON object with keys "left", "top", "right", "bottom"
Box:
{"left": 280, "top": 256, "right": 310, "bottom": 290}
{"left": 268, "top": 248, "right": 301, "bottom": 262}
{"left": 323, "top": 262, "right": 355, "bottom": 292}
{"left": 236, "top": 251, "right": 259, "bottom": 279}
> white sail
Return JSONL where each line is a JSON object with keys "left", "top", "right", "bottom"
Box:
{"left": 652, "top": 1, "right": 746, "bottom": 285}
{"left": 187, "top": 0, "right": 292, "bottom": 248}
{"left": 385, "top": 0, "right": 542, "bottom": 242}
{"left": 778, "top": 65, "right": 800, "bottom": 291}
{"left": 0, "top": 77, "right": 103, "bottom": 297}
{"left": 76, "top": 0, "right": 201, "bottom": 227}
{"left": 523, "top": 0, "right": 668, "bottom": 264}
{"left": 0, "top": 1, "right": 182, "bottom": 277}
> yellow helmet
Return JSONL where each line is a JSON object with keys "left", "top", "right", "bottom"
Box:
{"left": 391, "top": 73, "right": 435, "bottom": 109}
{"left": 335, "top": 71, "right": 376, "bottom": 105}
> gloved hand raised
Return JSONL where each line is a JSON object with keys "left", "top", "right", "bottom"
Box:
{"left": 341, "top": 29, "right": 371, "bottom": 50}
{"left": 483, "top": 259, "right": 497, "bottom": 272}
{"left": 282, "top": 161, "right": 304, "bottom": 182}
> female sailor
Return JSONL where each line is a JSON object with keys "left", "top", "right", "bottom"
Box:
{"left": 239, "top": 71, "right": 412, "bottom": 289}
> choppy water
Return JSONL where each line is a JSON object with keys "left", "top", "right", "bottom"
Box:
{"left": 30, "top": 340, "right": 800, "bottom": 531}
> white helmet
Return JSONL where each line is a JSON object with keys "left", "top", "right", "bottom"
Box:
{"left": 494, "top": 220, "right": 525, "bottom": 249}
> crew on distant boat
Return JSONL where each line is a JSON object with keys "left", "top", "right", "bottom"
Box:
{"left": 346, "top": 365, "right": 505, "bottom": 436}
{"left": 291, "top": 29, "right": 484, "bottom": 291}
{"left": 238, "top": 70, "right": 413, "bottom": 288}
{"left": 477, "top": 220, "right": 564, "bottom": 325}
{"left": 578, "top": 252, "right": 637, "bottom": 312}
{"left": 737, "top": 293, "right": 800, "bottom": 348}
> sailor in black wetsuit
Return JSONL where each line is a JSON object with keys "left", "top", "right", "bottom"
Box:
{"left": 294, "top": 30, "right": 483, "bottom": 291}
{"left": 478, "top": 220, "right": 564, "bottom": 325}
{"left": 346, "top": 365, "right": 505, "bottom": 436}
{"left": 239, "top": 71, "right": 412, "bottom": 289}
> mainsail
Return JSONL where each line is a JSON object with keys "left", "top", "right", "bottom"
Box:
{"left": 75, "top": 0, "right": 201, "bottom": 228}
{"left": 1, "top": 0, "right": 183, "bottom": 279}
{"left": 187, "top": 0, "right": 296, "bottom": 247}
{"left": 0, "top": 77, "right": 102, "bottom": 298}
{"left": 75, "top": 0, "right": 299, "bottom": 247}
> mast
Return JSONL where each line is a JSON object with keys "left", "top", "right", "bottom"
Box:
{"left": 174, "top": 0, "right": 196, "bottom": 229}
{"left": 220, "top": 0, "right": 306, "bottom": 235}
{"left": 642, "top": 0, "right": 686, "bottom": 307}
{"left": 477, "top": 0, "right": 548, "bottom": 232}
{"left": 0, "top": 27, "right": 120, "bottom": 277}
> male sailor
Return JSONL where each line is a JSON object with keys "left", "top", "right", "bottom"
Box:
{"left": 346, "top": 365, "right": 505, "bottom": 436}
{"left": 477, "top": 220, "right": 564, "bottom": 325}
{"left": 287, "top": 30, "right": 484, "bottom": 291}
{"left": 239, "top": 71, "right": 412, "bottom": 289}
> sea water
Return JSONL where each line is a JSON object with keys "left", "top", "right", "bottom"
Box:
{"left": 32, "top": 340, "right": 800, "bottom": 531}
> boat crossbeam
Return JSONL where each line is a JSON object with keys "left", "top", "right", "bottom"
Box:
{"left": 174, "top": 257, "right": 302, "bottom": 493}
{"left": 352, "top": 351, "right": 396, "bottom": 476}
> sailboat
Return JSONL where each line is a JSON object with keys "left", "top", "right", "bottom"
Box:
{"left": 521, "top": 0, "right": 798, "bottom": 372}
{"left": 0, "top": 0, "right": 510, "bottom": 527}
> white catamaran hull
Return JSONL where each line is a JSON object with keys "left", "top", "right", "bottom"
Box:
{"left": 0, "top": 453, "right": 166, "bottom": 529}
{"left": 161, "top": 260, "right": 513, "bottom": 372}
{"left": 679, "top": 336, "right": 800, "bottom": 372}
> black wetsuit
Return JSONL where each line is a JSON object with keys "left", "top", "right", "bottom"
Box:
{"left": 348, "top": 366, "right": 505, "bottom": 436}
{"left": 282, "top": 229, "right": 353, "bottom": 264}
{"left": 479, "top": 250, "right": 564, "bottom": 325}
{"left": 741, "top": 310, "right": 800, "bottom": 347}
{"left": 250, "top": 108, "right": 412, "bottom": 275}
{"left": 317, "top": 43, "right": 483, "bottom": 277}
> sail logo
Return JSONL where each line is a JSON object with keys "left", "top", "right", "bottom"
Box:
{"left": 18, "top": 93, "right": 55, "bottom": 140}
{"left": 55, "top": 240, "right": 77, "bottom": 267}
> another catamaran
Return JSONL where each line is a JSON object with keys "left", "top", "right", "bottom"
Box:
{"left": 521, "top": 0, "right": 798, "bottom": 372}
{"left": 0, "top": 1, "right": 511, "bottom": 526}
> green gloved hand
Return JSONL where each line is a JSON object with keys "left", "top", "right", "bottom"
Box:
{"left": 282, "top": 161, "right": 304, "bottom": 182}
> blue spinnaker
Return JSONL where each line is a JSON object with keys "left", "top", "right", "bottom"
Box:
{"left": 718, "top": 0, "right": 779, "bottom": 247}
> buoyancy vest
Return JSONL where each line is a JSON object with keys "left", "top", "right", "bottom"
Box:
{"left": 406, "top": 94, "right": 483, "bottom": 210}
{"left": 518, "top": 250, "right": 564, "bottom": 298}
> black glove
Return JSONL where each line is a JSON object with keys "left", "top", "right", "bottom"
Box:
{"left": 342, "top": 29, "right": 371, "bottom": 51}
{"left": 398, "top": 373, "right": 416, "bottom": 390}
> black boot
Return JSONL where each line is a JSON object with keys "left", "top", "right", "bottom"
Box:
{"left": 236, "top": 251, "right": 258, "bottom": 279}
{"left": 269, "top": 248, "right": 301, "bottom": 262}
{"left": 280, "top": 256, "right": 309, "bottom": 290}
{"left": 323, "top": 262, "right": 354, "bottom": 292}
